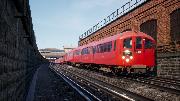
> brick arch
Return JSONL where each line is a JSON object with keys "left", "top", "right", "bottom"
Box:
{"left": 167, "top": 3, "right": 180, "bottom": 16}
{"left": 140, "top": 19, "right": 157, "bottom": 40}
{"left": 170, "top": 8, "right": 180, "bottom": 43}
{"left": 121, "top": 29, "right": 131, "bottom": 33}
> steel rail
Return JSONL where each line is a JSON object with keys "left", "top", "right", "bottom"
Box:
{"left": 51, "top": 67, "right": 101, "bottom": 101}
{"left": 123, "top": 77, "right": 180, "bottom": 95}
{"left": 61, "top": 64, "right": 180, "bottom": 95}
{"left": 58, "top": 67, "right": 153, "bottom": 101}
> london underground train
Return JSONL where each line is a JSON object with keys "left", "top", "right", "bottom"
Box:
{"left": 60, "top": 31, "right": 156, "bottom": 74}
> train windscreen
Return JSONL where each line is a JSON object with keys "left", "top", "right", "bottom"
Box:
{"left": 145, "top": 38, "right": 154, "bottom": 49}
{"left": 123, "top": 38, "right": 132, "bottom": 48}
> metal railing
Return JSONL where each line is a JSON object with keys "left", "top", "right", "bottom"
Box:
{"left": 79, "top": 0, "right": 149, "bottom": 40}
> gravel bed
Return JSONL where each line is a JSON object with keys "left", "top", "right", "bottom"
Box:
{"left": 53, "top": 64, "right": 180, "bottom": 101}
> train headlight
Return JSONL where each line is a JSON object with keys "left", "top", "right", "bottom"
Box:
{"left": 122, "top": 56, "right": 125, "bottom": 59}
{"left": 130, "top": 56, "right": 133, "bottom": 59}
{"left": 126, "top": 58, "right": 130, "bottom": 62}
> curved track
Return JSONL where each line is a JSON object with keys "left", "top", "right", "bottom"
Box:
{"left": 53, "top": 64, "right": 153, "bottom": 101}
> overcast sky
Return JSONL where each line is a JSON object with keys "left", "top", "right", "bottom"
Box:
{"left": 29, "top": 0, "right": 127, "bottom": 49}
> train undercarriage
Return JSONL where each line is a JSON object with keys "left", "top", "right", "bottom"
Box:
{"left": 65, "top": 62, "right": 156, "bottom": 76}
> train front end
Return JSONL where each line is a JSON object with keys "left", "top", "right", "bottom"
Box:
{"left": 120, "top": 32, "right": 156, "bottom": 74}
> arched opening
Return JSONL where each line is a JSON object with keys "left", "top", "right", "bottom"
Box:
{"left": 170, "top": 8, "right": 180, "bottom": 45}
{"left": 140, "top": 19, "right": 157, "bottom": 41}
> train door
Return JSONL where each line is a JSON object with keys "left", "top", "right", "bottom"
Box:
{"left": 134, "top": 37, "right": 144, "bottom": 65}
{"left": 143, "top": 38, "right": 155, "bottom": 66}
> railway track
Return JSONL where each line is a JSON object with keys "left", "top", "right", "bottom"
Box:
{"left": 123, "top": 76, "right": 180, "bottom": 95}
{"left": 97, "top": 69, "right": 180, "bottom": 95}
{"left": 53, "top": 65, "right": 153, "bottom": 101}
{"left": 50, "top": 66, "right": 101, "bottom": 101}
{"left": 75, "top": 64, "right": 180, "bottom": 95}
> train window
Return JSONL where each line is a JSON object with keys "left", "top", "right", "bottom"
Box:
{"left": 107, "top": 41, "right": 112, "bottom": 52}
{"left": 100, "top": 44, "right": 103, "bottom": 53}
{"left": 82, "top": 48, "right": 89, "bottom": 55}
{"left": 96, "top": 45, "right": 100, "bottom": 53}
{"left": 110, "top": 41, "right": 112, "bottom": 51}
{"left": 78, "top": 50, "right": 81, "bottom": 55}
{"left": 87, "top": 48, "right": 89, "bottom": 54}
{"left": 123, "top": 38, "right": 132, "bottom": 48}
{"left": 81, "top": 48, "right": 84, "bottom": 55}
{"left": 91, "top": 46, "right": 93, "bottom": 54}
{"left": 114, "top": 40, "right": 116, "bottom": 51}
{"left": 104, "top": 43, "right": 107, "bottom": 52}
{"left": 93, "top": 46, "right": 96, "bottom": 54}
{"left": 145, "top": 39, "right": 154, "bottom": 49}
{"left": 136, "top": 37, "right": 142, "bottom": 49}
{"left": 75, "top": 50, "right": 79, "bottom": 55}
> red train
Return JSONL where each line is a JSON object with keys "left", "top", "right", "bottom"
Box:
{"left": 56, "top": 31, "right": 156, "bottom": 74}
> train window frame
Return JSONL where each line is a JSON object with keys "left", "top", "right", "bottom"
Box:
{"left": 123, "top": 37, "right": 132, "bottom": 49}
{"left": 136, "top": 37, "right": 142, "bottom": 49}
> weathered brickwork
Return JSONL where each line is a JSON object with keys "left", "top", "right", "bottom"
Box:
{"left": 0, "top": 0, "right": 46, "bottom": 101}
{"left": 79, "top": 0, "right": 180, "bottom": 80}
{"left": 157, "top": 53, "right": 180, "bottom": 80}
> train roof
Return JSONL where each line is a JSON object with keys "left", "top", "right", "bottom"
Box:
{"left": 120, "top": 31, "right": 155, "bottom": 40}
{"left": 89, "top": 31, "right": 155, "bottom": 45}
{"left": 73, "top": 31, "right": 155, "bottom": 51}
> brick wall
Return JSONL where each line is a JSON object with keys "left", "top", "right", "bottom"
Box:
{"left": 0, "top": 0, "right": 46, "bottom": 100}
{"left": 157, "top": 53, "right": 180, "bottom": 80}
{"left": 79, "top": 0, "right": 180, "bottom": 80}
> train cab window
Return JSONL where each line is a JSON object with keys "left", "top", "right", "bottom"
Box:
{"left": 123, "top": 38, "right": 132, "bottom": 48}
{"left": 136, "top": 37, "right": 142, "bottom": 49}
{"left": 145, "top": 39, "right": 154, "bottom": 49}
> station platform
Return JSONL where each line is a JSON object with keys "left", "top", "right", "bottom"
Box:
{"left": 26, "top": 64, "right": 82, "bottom": 101}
